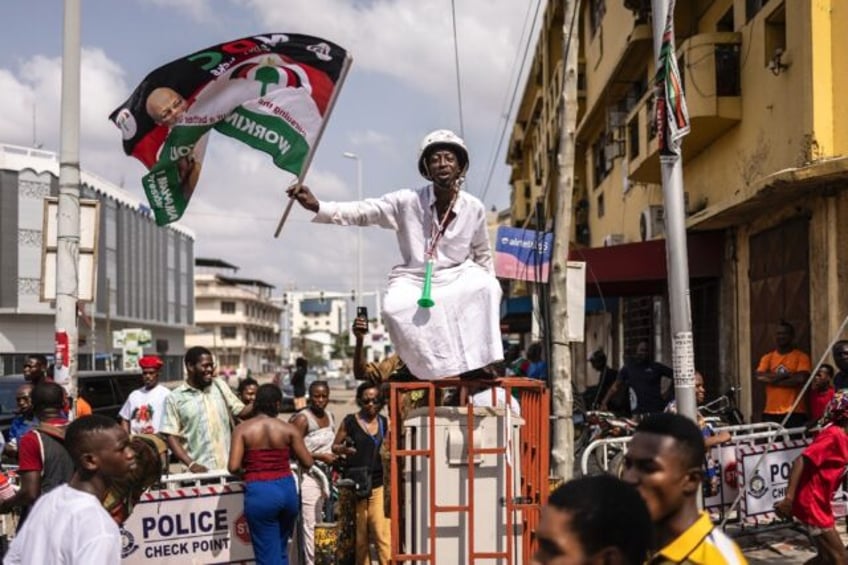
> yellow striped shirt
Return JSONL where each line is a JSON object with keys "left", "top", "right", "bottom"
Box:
{"left": 650, "top": 512, "right": 747, "bottom": 565}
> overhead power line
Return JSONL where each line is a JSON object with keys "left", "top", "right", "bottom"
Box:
{"left": 450, "top": 0, "right": 465, "bottom": 139}
{"left": 478, "top": 0, "right": 544, "bottom": 205}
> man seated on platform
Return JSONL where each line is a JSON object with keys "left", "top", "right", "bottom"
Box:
{"left": 288, "top": 129, "right": 503, "bottom": 381}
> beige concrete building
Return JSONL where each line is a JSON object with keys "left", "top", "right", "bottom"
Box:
{"left": 507, "top": 0, "right": 848, "bottom": 418}
{"left": 186, "top": 258, "right": 281, "bottom": 377}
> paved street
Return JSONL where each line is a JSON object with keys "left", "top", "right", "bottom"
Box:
{"left": 737, "top": 525, "right": 848, "bottom": 563}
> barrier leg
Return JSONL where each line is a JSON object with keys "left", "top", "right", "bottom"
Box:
{"left": 314, "top": 522, "right": 337, "bottom": 565}
{"left": 334, "top": 484, "right": 357, "bottom": 565}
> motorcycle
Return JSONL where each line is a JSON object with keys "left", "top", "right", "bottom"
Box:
{"left": 699, "top": 385, "right": 744, "bottom": 427}
{"left": 574, "top": 410, "right": 638, "bottom": 477}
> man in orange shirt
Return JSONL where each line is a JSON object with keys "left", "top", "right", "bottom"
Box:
{"left": 756, "top": 321, "right": 811, "bottom": 428}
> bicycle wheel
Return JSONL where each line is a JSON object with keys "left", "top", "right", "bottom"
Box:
{"left": 608, "top": 451, "right": 627, "bottom": 479}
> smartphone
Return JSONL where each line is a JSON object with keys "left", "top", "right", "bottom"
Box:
{"left": 356, "top": 306, "right": 369, "bottom": 330}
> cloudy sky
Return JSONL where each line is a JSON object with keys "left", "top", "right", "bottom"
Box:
{"left": 0, "top": 0, "right": 540, "bottom": 299}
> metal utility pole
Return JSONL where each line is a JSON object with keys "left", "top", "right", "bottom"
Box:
{"left": 105, "top": 278, "right": 112, "bottom": 371}
{"left": 651, "top": 0, "right": 697, "bottom": 421}
{"left": 549, "top": 0, "right": 581, "bottom": 480}
{"left": 54, "top": 0, "right": 82, "bottom": 402}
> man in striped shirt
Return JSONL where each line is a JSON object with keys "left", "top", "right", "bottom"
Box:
{"left": 622, "top": 413, "right": 747, "bottom": 565}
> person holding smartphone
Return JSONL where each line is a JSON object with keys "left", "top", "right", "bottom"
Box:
{"left": 352, "top": 308, "right": 407, "bottom": 384}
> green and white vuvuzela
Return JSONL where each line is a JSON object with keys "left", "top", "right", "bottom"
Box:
{"left": 417, "top": 258, "right": 435, "bottom": 308}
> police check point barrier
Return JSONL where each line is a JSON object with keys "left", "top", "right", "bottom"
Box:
{"left": 579, "top": 421, "right": 786, "bottom": 478}
{"left": 737, "top": 437, "right": 848, "bottom": 525}
{"left": 579, "top": 422, "right": 847, "bottom": 533}
{"left": 120, "top": 470, "right": 256, "bottom": 563}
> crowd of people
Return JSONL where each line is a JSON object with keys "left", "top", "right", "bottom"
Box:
{"left": 6, "top": 125, "right": 848, "bottom": 565}
{"left": 10, "top": 340, "right": 848, "bottom": 565}
{"left": 581, "top": 321, "right": 848, "bottom": 433}
{"left": 5, "top": 340, "right": 848, "bottom": 565}
{"left": 574, "top": 323, "right": 848, "bottom": 564}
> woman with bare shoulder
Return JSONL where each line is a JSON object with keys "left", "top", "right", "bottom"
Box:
{"left": 229, "top": 384, "right": 314, "bottom": 565}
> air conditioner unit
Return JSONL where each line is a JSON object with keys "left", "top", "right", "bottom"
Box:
{"left": 640, "top": 205, "right": 665, "bottom": 241}
{"left": 603, "top": 233, "right": 625, "bottom": 247}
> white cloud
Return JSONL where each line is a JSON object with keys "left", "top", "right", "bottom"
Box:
{"left": 348, "top": 129, "right": 391, "bottom": 149}
{"left": 0, "top": 48, "right": 136, "bottom": 179}
{"left": 239, "top": 0, "right": 528, "bottom": 126}
{"left": 0, "top": 69, "right": 36, "bottom": 145}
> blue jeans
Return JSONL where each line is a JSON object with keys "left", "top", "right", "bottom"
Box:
{"left": 244, "top": 475, "right": 299, "bottom": 565}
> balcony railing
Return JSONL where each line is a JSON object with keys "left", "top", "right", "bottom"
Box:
{"left": 627, "top": 32, "right": 742, "bottom": 184}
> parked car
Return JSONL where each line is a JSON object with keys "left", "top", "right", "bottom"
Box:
{"left": 0, "top": 371, "right": 144, "bottom": 436}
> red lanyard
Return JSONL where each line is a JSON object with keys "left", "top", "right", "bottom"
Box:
{"left": 426, "top": 190, "right": 458, "bottom": 259}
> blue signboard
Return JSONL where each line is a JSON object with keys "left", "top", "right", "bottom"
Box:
{"left": 494, "top": 226, "right": 553, "bottom": 283}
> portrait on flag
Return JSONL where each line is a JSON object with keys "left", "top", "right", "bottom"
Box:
{"left": 110, "top": 34, "right": 350, "bottom": 225}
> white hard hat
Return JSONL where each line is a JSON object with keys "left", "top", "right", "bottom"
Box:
{"left": 417, "top": 129, "right": 469, "bottom": 180}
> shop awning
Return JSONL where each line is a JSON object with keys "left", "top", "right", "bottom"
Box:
{"left": 500, "top": 296, "right": 533, "bottom": 333}
{"left": 569, "top": 230, "right": 724, "bottom": 297}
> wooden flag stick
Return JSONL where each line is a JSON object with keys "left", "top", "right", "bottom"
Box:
{"left": 274, "top": 183, "right": 301, "bottom": 237}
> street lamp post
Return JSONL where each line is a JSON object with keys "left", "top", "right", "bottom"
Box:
{"left": 343, "top": 152, "right": 363, "bottom": 306}
{"left": 55, "top": 0, "right": 82, "bottom": 402}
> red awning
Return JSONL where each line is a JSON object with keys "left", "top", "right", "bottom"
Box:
{"left": 568, "top": 231, "right": 724, "bottom": 297}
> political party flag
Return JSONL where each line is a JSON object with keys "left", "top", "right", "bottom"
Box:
{"left": 110, "top": 34, "right": 351, "bottom": 226}
{"left": 654, "top": 1, "right": 690, "bottom": 156}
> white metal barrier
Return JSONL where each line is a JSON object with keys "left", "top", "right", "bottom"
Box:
{"left": 579, "top": 422, "right": 801, "bottom": 477}
{"left": 157, "top": 469, "right": 235, "bottom": 488}
{"left": 578, "top": 424, "right": 833, "bottom": 532}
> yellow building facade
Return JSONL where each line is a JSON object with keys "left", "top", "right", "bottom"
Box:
{"left": 507, "top": 0, "right": 848, "bottom": 418}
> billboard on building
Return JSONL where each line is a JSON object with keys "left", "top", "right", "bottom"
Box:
{"left": 494, "top": 226, "right": 553, "bottom": 283}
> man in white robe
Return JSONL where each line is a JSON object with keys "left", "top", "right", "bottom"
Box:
{"left": 288, "top": 129, "right": 503, "bottom": 380}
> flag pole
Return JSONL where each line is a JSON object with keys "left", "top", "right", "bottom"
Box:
{"left": 651, "top": 0, "right": 697, "bottom": 422}
{"left": 274, "top": 54, "right": 354, "bottom": 238}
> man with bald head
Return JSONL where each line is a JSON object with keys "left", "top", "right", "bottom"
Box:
{"left": 145, "top": 87, "right": 201, "bottom": 199}
{"left": 145, "top": 86, "right": 187, "bottom": 127}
